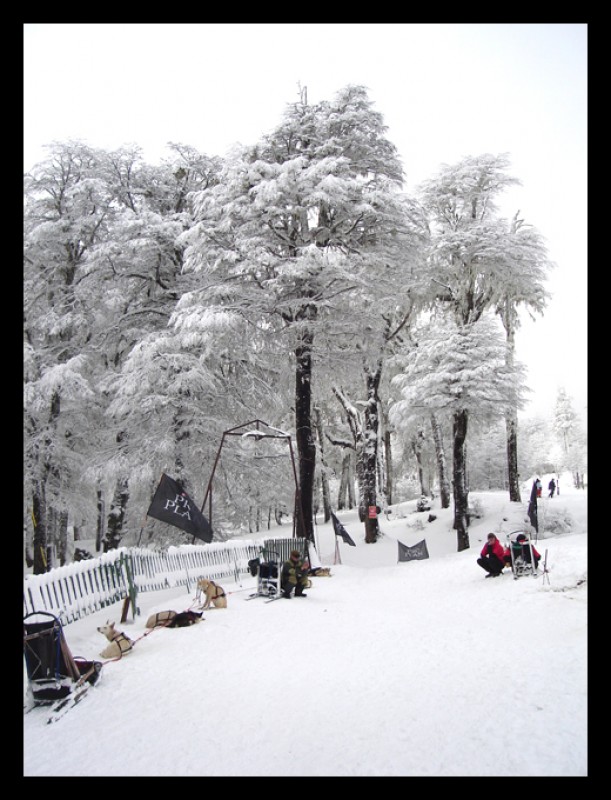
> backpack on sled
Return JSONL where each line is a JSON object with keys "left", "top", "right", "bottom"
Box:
{"left": 247, "top": 548, "right": 281, "bottom": 600}
{"left": 23, "top": 611, "right": 102, "bottom": 712}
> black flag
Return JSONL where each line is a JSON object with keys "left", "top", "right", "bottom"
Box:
{"left": 398, "top": 539, "right": 429, "bottom": 562}
{"left": 331, "top": 512, "right": 356, "bottom": 546}
{"left": 147, "top": 473, "right": 213, "bottom": 542}
{"left": 527, "top": 480, "right": 539, "bottom": 533}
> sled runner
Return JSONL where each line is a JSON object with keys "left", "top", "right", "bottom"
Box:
{"left": 23, "top": 611, "right": 102, "bottom": 721}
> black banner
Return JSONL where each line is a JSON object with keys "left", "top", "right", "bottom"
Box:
{"left": 527, "top": 480, "right": 539, "bottom": 533}
{"left": 331, "top": 512, "right": 356, "bottom": 546}
{"left": 398, "top": 538, "right": 429, "bottom": 562}
{"left": 147, "top": 473, "right": 213, "bottom": 542}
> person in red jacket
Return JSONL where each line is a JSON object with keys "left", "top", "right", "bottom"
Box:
{"left": 477, "top": 533, "right": 506, "bottom": 578}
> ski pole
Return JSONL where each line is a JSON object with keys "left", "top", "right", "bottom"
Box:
{"left": 541, "top": 549, "right": 550, "bottom": 586}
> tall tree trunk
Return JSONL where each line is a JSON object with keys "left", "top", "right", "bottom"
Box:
{"left": 295, "top": 328, "right": 316, "bottom": 541}
{"left": 104, "top": 477, "right": 129, "bottom": 552}
{"left": 505, "top": 412, "right": 521, "bottom": 501}
{"left": 362, "top": 368, "right": 382, "bottom": 543}
{"left": 355, "top": 447, "right": 366, "bottom": 521}
{"left": 73, "top": 521, "right": 83, "bottom": 542}
{"left": 24, "top": 527, "right": 34, "bottom": 569}
{"left": 314, "top": 406, "right": 331, "bottom": 522}
{"left": 384, "top": 425, "right": 393, "bottom": 507}
{"left": 173, "top": 403, "right": 190, "bottom": 477}
{"left": 96, "top": 487, "right": 104, "bottom": 552}
{"left": 313, "top": 476, "right": 321, "bottom": 518}
{"left": 332, "top": 387, "right": 361, "bottom": 514}
{"left": 347, "top": 452, "right": 356, "bottom": 508}
{"left": 411, "top": 428, "right": 429, "bottom": 496}
{"left": 337, "top": 450, "right": 351, "bottom": 510}
{"left": 32, "top": 483, "right": 47, "bottom": 574}
{"left": 453, "top": 408, "right": 470, "bottom": 551}
{"left": 430, "top": 412, "right": 451, "bottom": 508}
{"left": 46, "top": 507, "right": 57, "bottom": 570}
{"left": 376, "top": 401, "right": 387, "bottom": 508}
{"left": 57, "top": 510, "right": 69, "bottom": 566}
{"left": 500, "top": 296, "right": 522, "bottom": 502}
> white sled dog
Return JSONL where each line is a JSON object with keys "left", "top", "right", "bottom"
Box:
{"left": 97, "top": 621, "right": 134, "bottom": 659}
{"left": 197, "top": 578, "right": 228, "bottom": 609}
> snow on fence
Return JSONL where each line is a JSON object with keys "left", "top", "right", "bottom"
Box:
{"left": 23, "top": 538, "right": 307, "bottom": 626}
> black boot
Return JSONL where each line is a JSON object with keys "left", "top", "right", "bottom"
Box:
{"left": 295, "top": 587, "right": 307, "bottom": 597}
{"left": 281, "top": 586, "right": 293, "bottom": 599}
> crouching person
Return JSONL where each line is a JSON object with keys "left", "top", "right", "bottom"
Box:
{"left": 281, "top": 549, "right": 308, "bottom": 598}
{"left": 477, "top": 533, "right": 506, "bottom": 578}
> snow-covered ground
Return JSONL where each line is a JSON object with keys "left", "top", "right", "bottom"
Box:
{"left": 23, "top": 474, "right": 587, "bottom": 776}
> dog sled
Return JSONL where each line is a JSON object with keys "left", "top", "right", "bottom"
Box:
{"left": 24, "top": 611, "right": 102, "bottom": 722}
{"left": 505, "top": 532, "right": 540, "bottom": 580}
{"left": 246, "top": 547, "right": 281, "bottom": 600}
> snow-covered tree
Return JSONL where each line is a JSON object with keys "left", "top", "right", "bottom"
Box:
{"left": 553, "top": 387, "right": 579, "bottom": 454}
{"left": 24, "top": 141, "right": 227, "bottom": 561}
{"left": 177, "top": 85, "right": 421, "bottom": 542}
{"left": 391, "top": 312, "right": 525, "bottom": 550}
{"left": 552, "top": 388, "right": 587, "bottom": 487}
{"left": 494, "top": 209, "right": 553, "bottom": 501}
{"left": 80, "top": 146, "right": 225, "bottom": 549}
{"left": 24, "top": 141, "right": 117, "bottom": 571}
{"left": 415, "top": 154, "right": 539, "bottom": 550}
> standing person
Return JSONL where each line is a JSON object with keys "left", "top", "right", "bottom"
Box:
{"left": 556, "top": 476, "right": 560, "bottom": 495}
{"left": 281, "top": 549, "right": 309, "bottom": 598}
{"left": 536, "top": 477, "right": 543, "bottom": 498}
{"left": 548, "top": 478, "right": 556, "bottom": 498}
{"left": 477, "top": 533, "right": 506, "bottom": 578}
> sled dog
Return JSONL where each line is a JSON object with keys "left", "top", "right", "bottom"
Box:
{"left": 145, "top": 610, "right": 203, "bottom": 629}
{"left": 97, "top": 621, "right": 134, "bottom": 659}
{"left": 197, "top": 578, "right": 228, "bottom": 609}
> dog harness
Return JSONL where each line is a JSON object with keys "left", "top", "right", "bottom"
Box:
{"left": 209, "top": 581, "right": 226, "bottom": 599}
{"left": 111, "top": 631, "right": 133, "bottom": 654}
{"left": 149, "top": 612, "right": 175, "bottom": 628}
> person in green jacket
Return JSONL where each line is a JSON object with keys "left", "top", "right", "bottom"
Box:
{"left": 281, "top": 550, "right": 308, "bottom": 598}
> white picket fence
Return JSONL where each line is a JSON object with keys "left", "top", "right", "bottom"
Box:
{"left": 23, "top": 538, "right": 306, "bottom": 626}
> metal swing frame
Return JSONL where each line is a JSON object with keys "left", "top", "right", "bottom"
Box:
{"left": 200, "top": 419, "right": 308, "bottom": 540}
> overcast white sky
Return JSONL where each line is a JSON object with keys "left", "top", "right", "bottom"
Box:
{"left": 23, "top": 23, "right": 587, "bottom": 423}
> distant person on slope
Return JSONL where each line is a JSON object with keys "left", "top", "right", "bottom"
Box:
{"left": 477, "top": 533, "right": 506, "bottom": 578}
{"left": 548, "top": 478, "right": 556, "bottom": 498}
{"left": 536, "top": 478, "right": 543, "bottom": 498}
